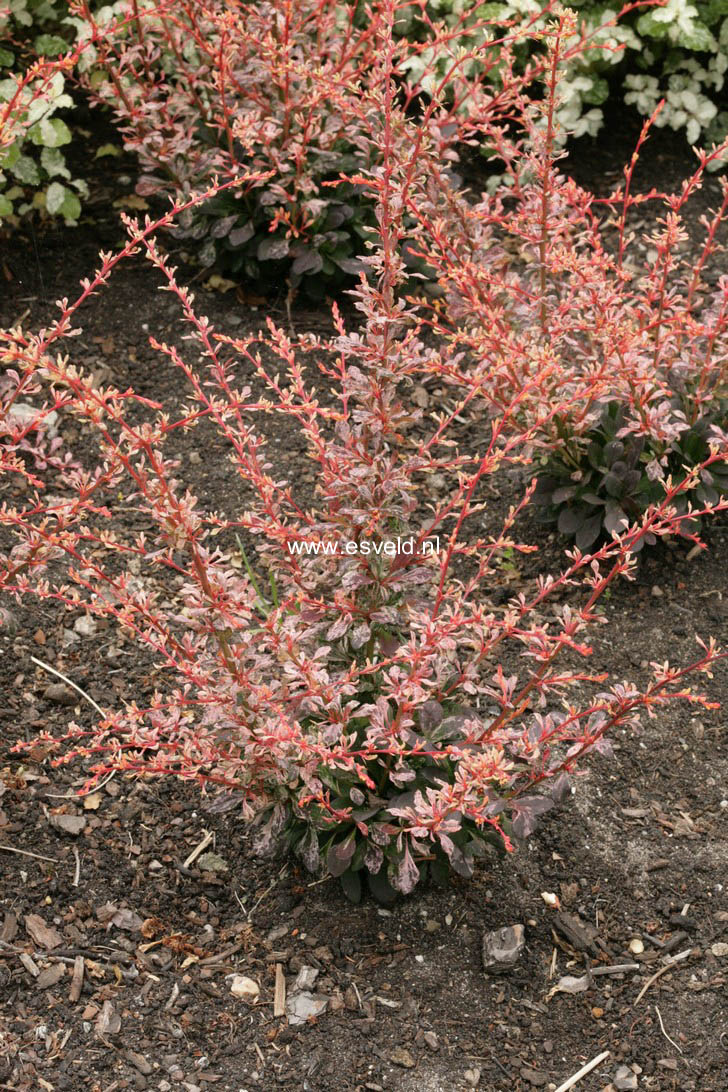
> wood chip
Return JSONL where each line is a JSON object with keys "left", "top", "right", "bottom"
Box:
{"left": 36, "top": 962, "right": 66, "bottom": 989}
{"left": 69, "top": 955, "right": 84, "bottom": 1002}
{"left": 19, "top": 952, "right": 40, "bottom": 977}
{"left": 25, "top": 913, "right": 63, "bottom": 950}
{"left": 274, "top": 962, "right": 286, "bottom": 1018}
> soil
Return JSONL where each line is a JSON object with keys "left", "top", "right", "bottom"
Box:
{"left": 1, "top": 103, "right": 727, "bottom": 1092}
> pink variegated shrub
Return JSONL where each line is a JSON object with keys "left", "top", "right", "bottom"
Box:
{"left": 407, "top": 19, "right": 728, "bottom": 550}
{"left": 69, "top": 0, "right": 554, "bottom": 294}
{"left": 2, "top": 10, "right": 727, "bottom": 902}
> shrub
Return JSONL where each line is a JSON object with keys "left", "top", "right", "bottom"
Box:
{"left": 533, "top": 399, "right": 728, "bottom": 550}
{"left": 71, "top": 0, "right": 556, "bottom": 293}
{"left": 2, "top": 8, "right": 726, "bottom": 903}
{"left": 410, "top": 28, "right": 728, "bottom": 549}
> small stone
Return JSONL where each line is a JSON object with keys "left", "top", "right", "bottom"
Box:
{"left": 423, "top": 1031, "right": 439, "bottom": 1052}
{"left": 482, "top": 924, "right": 526, "bottom": 974}
{"left": 614, "top": 1066, "right": 638, "bottom": 1091}
{"left": 652, "top": 585, "right": 663, "bottom": 597}
{"left": 710, "top": 942, "right": 728, "bottom": 957}
{"left": 43, "top": 682, "right": 76, "bottom": 706}
{"left": 294, "top": 965, "right": 319, "bottom": 991}
{"left": 390, "top": 1048, "right": 416, "bottom": 1069}
{"left": 286, "top": 991, "right": 328, "bottom": 1025}
{"left": 229, "top": 975, "right": 259, "bottom": 1002}
{"left": 463, "top": 1068, "right": 481, "bottom": 1087}
{"left": 49, "top": 813, "right": 86, "bottom": 836}
{"left": 73, "top": 615, "right": 97, "bottom": 637}
{"left": 520, "top": 1068, "right": 548, "bottom": 1087}
{"left": 126, "top": 1051, "right": 153, "bottom": 1075}
{"left": 629, "top": 937, "right": 644, "bottom": 955}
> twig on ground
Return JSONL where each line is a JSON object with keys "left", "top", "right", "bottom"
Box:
{"left": 591, "top": 962, "right": 640, "bottom": 976}
{"left": 45, "top": 769, "right": 117, "bottom": 800}
{"left": 183, "top": 829, "right": 213, "bottom": 869}
{"left": 31, "top": 655, "right": 105, "bottom": 717}
{"left": 274, "top": 963, "right": 286, "bottom": 1018}
{"left": 246, "top": 865, "right": 288, "bottom": 921}
{"left": 72, "top": 846, "right": 81, "bottom": 887}
{"left": 69, "top": 956, "right": 84, "bottom": 1003}
{"left": 655, "top": 1005, "right": 683, "bottom": 1054}
{"left": 633, "top": 948, "right": 692, "bottom": 1005}
{"left": 554, "top": 1050, "right": 610, "bottom": 1092}
{"left": 0, "top": 843, "right": 57, "bottom": 864}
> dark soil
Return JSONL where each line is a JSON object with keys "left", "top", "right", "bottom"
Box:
{"left": 1, "top": 105, "right": 727, "bottom": 1092}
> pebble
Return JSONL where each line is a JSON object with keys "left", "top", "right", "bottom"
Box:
{"left": 463, "top": 1068, "right": 481, "bottom": 1087}
{"left": 614, "top": 1066, "right": 638, "bottom": 1091}
{"left": 482, "top": 924, "right": 526, "bottom": 974}
{"left": 228, "top": 975, "right": 259, "bottom": 1002}
{"left": 42, "top": 682, "right": 76, "bottom": 706}
{"left": 652, "top": 584, "right": 663, "bottom": 597}
{"left": 286, "top": 991, "right": 328, "bottom": 1025}
{"left": 423, "top": 1031, "right": 439, "bottom": 1051}
{"left": 520, "top": 1068, "right": 548, "bottom": 1087}
{"left": 389, "top": 1047, "right": 416, "bottom": 1069}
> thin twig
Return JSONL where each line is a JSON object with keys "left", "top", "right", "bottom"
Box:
{"left": 183, "top": 829, "right": 213, "bottom": 869}
{"left": 31, "top": 655, "right": 105, "bottom": 717}
{"left": 45, "top": 769, "right": 117, "bottom": 800}
{"left": 72, "top": 846, "right": 81, "bottom": 887}
{"left": 0, "top": 843, "right": 57, "bottom": 864}
{"left": 591, "top": 962, "right": 640, "bottom": 976}
{"left": 633, "top": 948, "right": 692, "bottom": 1005}
{"left": 655, "top": 1005, "right": 683, "bottom": 1054}
{"left": 554, "top": 1050, "right": 610, "bottom": 1092}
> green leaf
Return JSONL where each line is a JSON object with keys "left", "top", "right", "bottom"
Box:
{"left": 34, "top": 35, "right": 69, "bottom": 56}
{"left": 0, "top": 194, "right": 13, "bottom": 219}
{"left": 41, "top": 145, "right": 70, "bottom": 179}
{"left": 95, "top": 143, "right": 122, "bottom": 159}
{"left": 11, "top": 155, "right": 40, "bottom": 185}
{"left": 45, "top": 181, "right": 80, "bottom": 220}
{"left": 0, "top": 47, "right": 14, "bottom": 67}
{"left": 29, "top": 117, "right": 72, "bottom": 148}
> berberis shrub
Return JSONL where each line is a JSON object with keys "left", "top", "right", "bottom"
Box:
{"left": 1, "top": 6, "right": 727, "bottom": 903}
{"left": 411, "top": 31, "right": 728, "bottom": 551}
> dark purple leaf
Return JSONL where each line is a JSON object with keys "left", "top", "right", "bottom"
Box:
{"left": 326, "top": 832, "right": 357, "bottom": 877}
{"left": 511, "top": 795, "right": 555, "bottom": 839}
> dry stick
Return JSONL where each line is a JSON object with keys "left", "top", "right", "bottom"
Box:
{"left": 655, "top": 1005, "right": 683, "bottom": 1054}
{"left": 591, "top": 962, "right": 640, "bottom": 977}
{"left": 182, "top": 829, "right": 213, "bottom": 869}
{"left": 633, "top": 948, "right": 692, "bottom": 1006}
{"left": 31, "top": 655, "right": 105, "bottom": 717}
{"left": 72, "top": 846, "right": 81, "bottom": 887}
{"left": 69, "top": 956, "right": 84, "bottom": 1003}
{"left": 554, "top": 1050, "right": 610, "bottom": 1092}
{"left": 273, "top": 963, "right": 286, "bottom": 1018}
{"left": 0, "top": 844, "right": 57, "bottom": 864}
